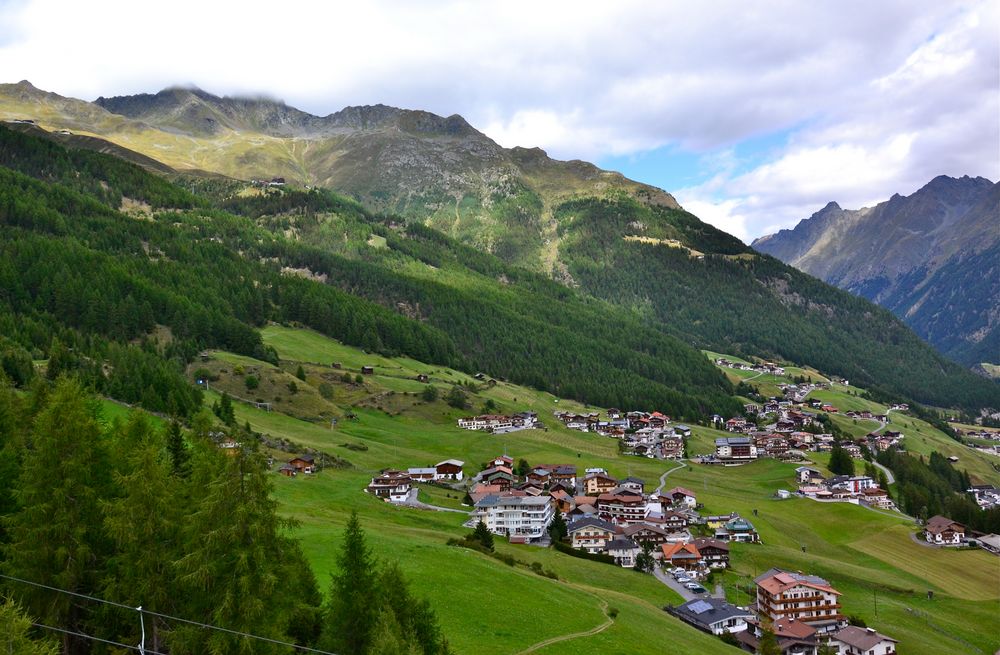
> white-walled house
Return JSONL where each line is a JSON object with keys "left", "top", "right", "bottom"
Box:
{"left": 828, "top": 626, "right": 898, "bottom": 655}
{"left": 474, "top": 494, "right": 554, "bottom": 542}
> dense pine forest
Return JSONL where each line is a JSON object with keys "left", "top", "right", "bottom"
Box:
{"left": 0, "top": 378, "right": 451, "bottom": 654}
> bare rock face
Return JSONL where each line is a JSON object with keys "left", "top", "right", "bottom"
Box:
{"left": 753, "top": 176, "right": 1000, "bottom": 365}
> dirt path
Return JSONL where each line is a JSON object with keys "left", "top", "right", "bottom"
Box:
{"left": 514, "top": 599, "right": 613, "bottom": 654}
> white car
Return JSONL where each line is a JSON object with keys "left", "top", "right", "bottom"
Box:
{"left": 672, "top": 568, "right": 686, "bottom": 575}
{"left": 676, "top": 576, "right": 691, "bottom": 584}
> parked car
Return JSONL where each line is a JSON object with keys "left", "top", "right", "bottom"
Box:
{"left": 676, "top": 576, "right": 691, "bottom": 584}
{"left": 672, "top": 568, "right": 686, "bottom": 575}
{"left": 685, "top": 583, "right": 708, "bottom": 593}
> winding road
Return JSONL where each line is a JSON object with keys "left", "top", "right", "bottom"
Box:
{"left": 654, "top": 460, "right": 689, "bottom": 495}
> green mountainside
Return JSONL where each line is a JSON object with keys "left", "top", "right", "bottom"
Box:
{"left": 752, "top": 177, "right": 1000, "bottom": 368}
{"left": 1, "top": 80, "right": 997, "bottom": 411}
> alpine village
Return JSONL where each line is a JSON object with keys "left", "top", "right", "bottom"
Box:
{"left": 0, "top": 3, "right": 998, "bottom": 655}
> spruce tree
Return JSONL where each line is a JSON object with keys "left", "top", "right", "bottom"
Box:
{"left": 321, "top": 511, "right": 378, "bottom": 655}
{"left": 103, "top": 420, "right": 181, "bottom": 652}
{"left": 4, "top": 378, "right": 111, "bottom": 653}
{"left": 166, "top": 419, "right": 191, "bottom": 476}
{"left": 758, "top": 627, "right": 781, "bottom": 655}
{"left": 296, "top": 365, "right": 306, "bottom": 381}
{"left": 548, "top": 512, "right": 567, "bottom": 543}
{"left": 829, "top": 443, "right": 855, "bottom": 476}
{"left": 472, "top": 520, "right": 495, "bottom": 551}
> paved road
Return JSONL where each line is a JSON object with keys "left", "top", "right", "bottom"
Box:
{"left": 872, "top": 459, "right": 896, "bottom": 485}
{"left": 402, "top": 489, "right": 470, "bottom": 514}
{"left": 653, "top": 568, "right": 718, "bottom": 601}
{"left": 654, "top": 461, "right": 689, "bottom": 495}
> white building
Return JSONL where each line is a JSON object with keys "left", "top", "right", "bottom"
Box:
{"left": 474, "top": 495, "right": 554, "bottom": 542}
{"left": 828, "top": 626, "right": 898, "bottom": 655}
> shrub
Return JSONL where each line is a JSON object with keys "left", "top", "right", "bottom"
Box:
{"left": 244, "top": 375, "right": 259, "bottom": 390}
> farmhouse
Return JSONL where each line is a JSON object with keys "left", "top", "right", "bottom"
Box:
{"left": 692, "top": 538, "right": 730, "bottom": 568}
{"left": 407, "top": 467, "right": 437, "bottom": 482}
{"left": 288, "top": 455, "right": 316, "bottom": 474}
{"left": 434, "top": 459, "right": 464, "bottom": 481}
{"left": 795, "top": 466, "right": 824, "bottom": 485}
{"left": 672, "top": 598, "right": 753, "bottom": 636}
{"left": 667, "top": 486, "right": 698, "bottom": 509}
{"left": 924, "top": 515, "right": 965, "bottom": 545}
{"left": 738, "top": 617, "right": 818, "bottom": 654}
{"left": 755, "top": 568, "right": 845, "bottom": 632}
{"left": 620, "top": 476, "right": 646, "bottom": 493}
{"left": 621, "top": 522, "right": 672, "bottom": 547}
{"left": 718, "top": 515, "right": 759, "bottom": 543}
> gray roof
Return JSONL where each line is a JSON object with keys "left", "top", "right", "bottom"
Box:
{"left": 475, "top": 495, "right": 551, "bottom": 509}
{"left": 832, "top": 626, "right": 897, "bottom": 650}
{"left": 622, "top": 476, "right": 645, "bottom": 484}
{"left": 674, "top": 598, "right": 753, "bottom": 629}
{"left": 604, "top": 537, "right": 639, "bottom": 551}
{"left": 567, "top": 516, "right": 617, "bottom": 533}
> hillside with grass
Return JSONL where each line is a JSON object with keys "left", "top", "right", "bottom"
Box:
{"left": 184, "top": 327, "right": 999, "bottom": 654}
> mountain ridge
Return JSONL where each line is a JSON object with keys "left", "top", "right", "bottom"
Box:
{"left": 752, "top": 175, "right": 999, "bottom": 366}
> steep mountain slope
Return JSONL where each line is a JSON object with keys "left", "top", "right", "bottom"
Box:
{"left": 753, "top": 177, "right": 1000, "bottom": 366}
{"left": 3, "top": 83, "right": 998, "bottom": 410}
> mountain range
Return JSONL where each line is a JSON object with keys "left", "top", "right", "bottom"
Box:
{"left": 752, "top": 176, "right": 999, "bottom": 370}
{"left": 1, "top": 81, "right": 997, "bottom": 411}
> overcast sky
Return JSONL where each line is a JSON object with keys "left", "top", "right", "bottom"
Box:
{"left": 1, "top": 0, "right": 997, "bottom": 241}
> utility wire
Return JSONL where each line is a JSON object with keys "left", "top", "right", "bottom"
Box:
{"left": 29, "top": 622, "right": 168, "bottom": 655}
{"left": 1, "top": 573, "right": 338, "bottom": 655}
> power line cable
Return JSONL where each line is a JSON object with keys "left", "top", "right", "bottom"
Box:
{"left": 29, "top": 622, "right": 168, "bottom": 655}
{"left": 1, "top": 573, "right": 337, "bottom": 655}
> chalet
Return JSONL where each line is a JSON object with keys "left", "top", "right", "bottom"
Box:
{"left": 361, "top": 366, "right": 374, "bottom": 375}
{"left": 726, "top": 418, "right": 749, "bottom": 432}
{"left": 661, "top": 437, "right": 685, "bottom": 459}
{"left": 407, "top": 467, "right": 436, "bottom": 482}
{"left": 744, "top": 403, "right": 762, "bottom": 415}
{"left": 738, "top": 617, "right": 819, "bottom": 654}
{"left": 517, "top": 482, "right": 544, "bottom": 496}
{"left": 719, "top": 515, "right": 759, "bottom": 543}
{"left": 548, "top": 480, "right": 576, "bottom": 495}
{"left": 661, "top": 542, "right": 702, "bottom": 570}
{"left": 549, "top": 489, "right": 575, "bottom": 513}
{"left": 755, "top": 568, "right": 845, "bottom": 632}
{"left": 550, "top": 465, "right": 577, "bottom": 487}
{"left": 583, "top": 472, "right": 618, "bottom": 495}
{"left": 597, "top": 490, "right": 648, "bottom": 525}
{"left": 288, "top": 455, "right": 316, "bottom": 474}
{"left": 795, "top": 466, "right": 824, "bottom": 485}
{"left": 711, "top": 414, "right": 725, "bottom": 427}
{"left": 692, "top": 538, "right": 730, "bottom": 568}
{"left": 620, "top": 476, "right": 646, "bottom": 493}
{"left": 481, "top": 467, "right": 515, "bottom": 491}
{"left": 825, "top": 475, "right": 876, "bottom": 494}
{"left": 828, "top": 626, "right": 898, "bottom": 655}
{"left": 924, "top": 515, "right": 965, "bottom": 545}
{"left": 567, "top": 515, "right": 618, "bottom": 553}
{"left": 674, "top": 424, "right": 692, "bottom": 438}
{"left": 491, "top": 455, "right": 514, "bottom": 468}
{"left": 715, "top": 437, "right": 758, "bottom": 461}
{"left": 704, "top": 514, "right": 736, "bottom": 531}
{"left": 527, "top": 468, "right": 552, "bottom": 487}
{"left": 605, "top": 536, "right": 641, "bottom": 568}
{"left": 860, "top": 487, "right": 894, "bottom": 510}
{"left": 976, "top": 533, "right": 1000, "bottom": 555}
{"left": 469, "top": 483, "right": 503, "bottom": 505}
{"left": 278, "top": 463, "right": 297, "bottom": 477}
{"left": 668, "top": 486, "right": 698, "bottom": 509}
{"left": 672, "top": 598, "right": 752, "bottom": 636}
{"left": 659, "top": 510, "right": 689, "bottom": 531}
{"left": 434, "top": 459, "right": 464, "bottom": 481}
{"left": 366, "top": 470, "right": 412, "bottom": 503}
{"left": 842, "top": 443, "right": 862, "bottom": 458}
{"left": 622, "top": 522, "right": 671, "bottom": 547}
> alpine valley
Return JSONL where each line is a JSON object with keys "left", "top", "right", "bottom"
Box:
{"left": 1, "top": 81, "right": 999, "bottom": 655}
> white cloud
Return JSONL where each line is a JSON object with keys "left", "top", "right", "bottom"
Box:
{"left": 0, "top": 0, "right": 996, "bottom": 240}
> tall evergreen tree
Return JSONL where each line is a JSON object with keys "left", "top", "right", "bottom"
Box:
{"left": 828, "top": 443, "right": 855, "bottom": 476}
{"left": 174, "top": 444, "right": 297, "bottom": 654}
{"left": 103, "top": 416, "right": 182, "bottom": 652}
{"left": 4, "top": 378, "right": 111, "bottom": 653}
{"left": 320, "top": 511, "right": 378, "bottom": 655}
{"left": 166, "top": 419, "right": 191, "bottom": 477}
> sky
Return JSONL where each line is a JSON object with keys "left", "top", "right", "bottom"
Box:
{"left": 0, "top": 0, "right": 997, "bottom": 242}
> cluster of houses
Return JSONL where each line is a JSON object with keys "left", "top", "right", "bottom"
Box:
{"left": 250, "top": 177, "right": 286, "bottom": 187}
{"left": 792, "top": 467, "right": 896, "bottom": 510}
{"left": 967, "top": 484, "right": 1000, "bottom": 510}
{"left": 554, "top": 409, "right": 692, "bottom": 460}
{"left": 715, "top": 358, "right": 786, "bottom": 377}
{"left": 670, "top": 568, "right": 899, "bottom": 654}
{"left": 456, "top": 412, "right": 539, "bottom": 434}
{"left": 364, "top": 459, "right": 465, "bottom": 503}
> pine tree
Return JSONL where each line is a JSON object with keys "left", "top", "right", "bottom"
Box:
{"left": 377, "top": 563, "right": 449, "bottom": 655}
{"left": 472, "top": 520, "right": 495, "bottom": 551}
{"left": 0, "top": 597, "right": 58, "bottom": 655}
{"left": 296, "top": 365, "right": 306, "bottom": 381}
{"left": 218, "top": 392, "right": 236, "bottom": 426}
{"left": 103, "top": 420, "right": 181, "bottom": 652}
{"left": 829, "top": 443, "right": 855, "bottom": 476}
{"left": 320, "top": 511, "right": 378, "bottom": 655}
{"left": 4, "top": 378, "right": 111, "bottom": 653}
{"left": 166, "top": 419, "right": 191, "bottom": 476}
{"left": 548, "top": 512, "right": 567, "bottom": 543}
